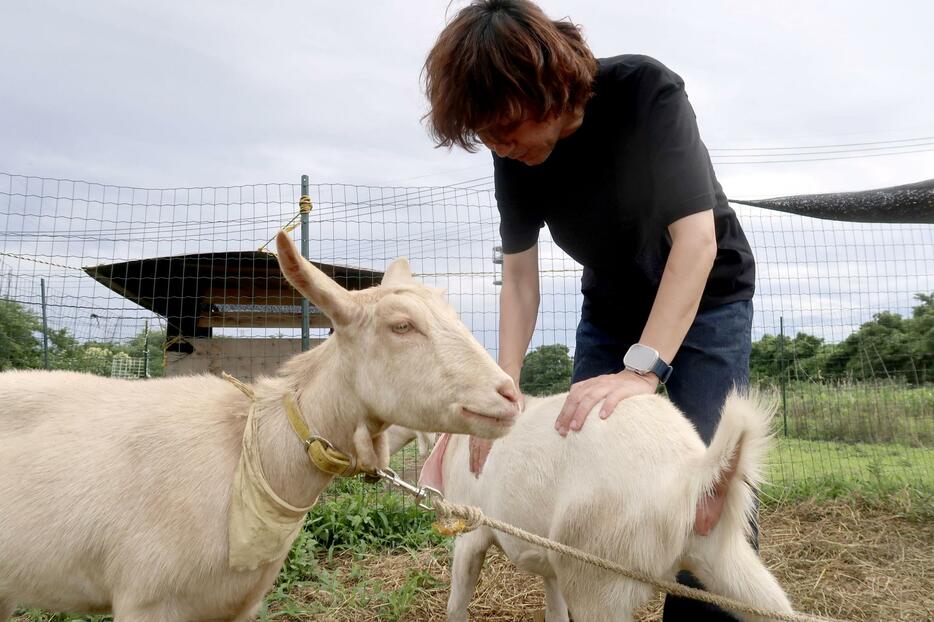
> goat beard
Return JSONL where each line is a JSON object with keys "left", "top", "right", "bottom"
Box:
{"left": 353, "top": 424, "right": 389, "bottom": 472}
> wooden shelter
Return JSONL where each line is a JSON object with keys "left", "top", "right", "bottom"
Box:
{"left": 85, "top": 251, "right": 383, "bottom": 380}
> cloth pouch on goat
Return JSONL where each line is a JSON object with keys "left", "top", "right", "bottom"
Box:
{"left": 229, "top": 405, "right": 316, "bottom": 571}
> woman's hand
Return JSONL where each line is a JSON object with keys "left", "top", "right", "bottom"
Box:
{"left": 468, "top": 388, "right": 525, "bottom": 476}
{"left": 554, "top": 370, "right": 657, "bottom": 436}
{"left": 468, "top": 436, "right": 495, "bottom": 476}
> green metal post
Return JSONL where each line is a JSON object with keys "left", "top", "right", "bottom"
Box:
{"left": 300, "top": 175, "right": 311, "bottom": 352}
{"left": 779, "top": 315, "right": 787, "bottom": 436}
{"left": 143, "top": 320, "right": 150, "bottom": 378}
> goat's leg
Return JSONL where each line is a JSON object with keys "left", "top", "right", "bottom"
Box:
{"left": 113, "top": 599, "right": 184, "bottom": 622}
{"left": 560, "top": 581, "right": 643, "bottom": 622}
{"left": 446, "top": 528, "right": 492, "bottom": 622}
{"left": 689, "top": 533, "right": 793, "bottom": 622}
{"left": 113, "top": 611, "right": 178, "bottom": 622}
{"left": 231, "top": 600, "right": 264, "bottom": 622}
{"left": 556, "top": 566, "right": 651, "bottom": 622}
{"left": 0, "top": 599, "right": 14, "bottom": 622}
{"left": 542, "top": 575, "right": 570, "bottom": 622}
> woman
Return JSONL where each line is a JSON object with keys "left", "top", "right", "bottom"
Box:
{"left": 423, "top": 2, "right": 757, "bottom": 618}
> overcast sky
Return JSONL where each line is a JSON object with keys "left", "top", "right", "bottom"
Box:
{"left": 2, "top": 0, "right": 932, "bottom": 196}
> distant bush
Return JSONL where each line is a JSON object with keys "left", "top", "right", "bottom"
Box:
{"left": 770, "top": 381, "right": 933, "bottom": 446}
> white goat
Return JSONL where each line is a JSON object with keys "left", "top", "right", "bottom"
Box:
{"left": 436, "top": 391, "right": 793, "bottom": 622}
{"left": 0, "top": 231, "right": 519, "bottom": 622}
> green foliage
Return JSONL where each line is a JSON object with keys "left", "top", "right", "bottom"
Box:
{"left": 776, "top": 381, "right": 933, "bottom": 446}
{"left": 268, "top": 479, "right": 445, "bottom": 620}
{"left": 263, "top": 554, "right": 440, "bottom": 621}
{"left": 0, "top": 299, "right": 88, "bottom": 372}
{"left": 12, "top": 611, "right": 109, "bottom": 622}
{"left": 377, "top": 567, "right": 440, "bottom": 620}
{"left": 130, "top": 328, "right": 166, "bottom": 377}
{"left": 520, "top": 343, "right": 573, "bottom": 396}
{"left": 277, "top": 478, "right": 442, "bottom": 587}
{"left": 0, "top": 297, "right": 164, "bottom": 378}
{"left": 0, "top": 299, "right": 42, "bottom": 370}
{"left": 764, "top": 437, "right": 933, "bottom": 519}
{"left": 752, "top": 292, "right": 934, "bottom": 385}
{"left": 908, "top": 293, "right": 934, "bottom": 382}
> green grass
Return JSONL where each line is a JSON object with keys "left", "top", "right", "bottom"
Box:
{"left": 264, "top": 478, "right": 446, "bottom": 622}
{"left": 775, "top": 381, "right": 933, "bottom": 446}
{"left": 763, "top": 437, "right": 933, "bottom": 516}
{"left": 259, "top": 552, "right": 441, "bottom": 621}
{"left": 271, "top": 477, "right": 443, "bottom": 592}
{"left": 12, "top": 614, "right": 107, "bottom": 622}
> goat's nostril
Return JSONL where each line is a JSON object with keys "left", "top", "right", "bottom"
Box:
{"left": 498, "top": 381, "right": 519, "bottom": 407}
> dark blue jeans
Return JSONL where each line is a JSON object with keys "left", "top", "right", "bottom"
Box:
{"left": 572, "top": 299, "right": 754, "bottom": 621}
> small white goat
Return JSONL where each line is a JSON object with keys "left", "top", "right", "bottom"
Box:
{"left": 0, "top": 231, "right": 518, "bottom": 622}
{"left": 436, "top": 391, "right": 793, "bottom": 622}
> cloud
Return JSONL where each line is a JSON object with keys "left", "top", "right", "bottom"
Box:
{"left": 3, "top": 0, "right": 932, "bottom": 190}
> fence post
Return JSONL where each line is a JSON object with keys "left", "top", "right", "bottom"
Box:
{"left": 40, "top": 278, "right": 49, "bottom": 369}
{"left": 143, "top": 320, "right": 150, "bottom": 378}
{"left": 779, "top": 315, "right": 787, "bottom": 436}
{"left": 492, "top": 245, "right": 503, "bottom": 285}
{"left": 300, "top": 175, "right": 311, "bottom": 352}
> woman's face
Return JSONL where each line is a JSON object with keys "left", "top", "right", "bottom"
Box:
{"left": 477, "top": 114, "right": 569, "bottom": 166}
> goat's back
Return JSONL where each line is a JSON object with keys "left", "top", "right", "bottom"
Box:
{"left": 443, "top": 393, "right": 707, "bottom": 568}
{"left": 0, "top": 370, "right": 249, "bottom": 611}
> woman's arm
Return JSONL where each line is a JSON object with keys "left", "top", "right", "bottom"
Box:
{"left": 498, "top": 244, "right": 540, "bottom": 385}
{"left": 469, "top": 243, "right": 540, "bottom": 475}
{"left": 553, "top": 209, "right": 716, "bottom": 434}
{"left": 639, "top": 208, "right": 717, "bottom": 364}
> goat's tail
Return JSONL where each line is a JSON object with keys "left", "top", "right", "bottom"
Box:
{"left": 695, "top": 389, "right": 775, "bottom": 537}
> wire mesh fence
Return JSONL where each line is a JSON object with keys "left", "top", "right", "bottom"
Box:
{"left": 1, "top": 171, "right": 931, "bottom": 492}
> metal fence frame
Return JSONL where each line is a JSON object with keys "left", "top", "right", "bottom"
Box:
{"left": 1, "top": 171, "right": 931, "bottom": 491}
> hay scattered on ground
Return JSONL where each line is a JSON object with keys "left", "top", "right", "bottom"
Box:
{"left": 275, "top": 499, "right": 933, "bottom": 621}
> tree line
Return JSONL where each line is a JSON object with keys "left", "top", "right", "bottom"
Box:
{"left": 2, "top": 293, "right": 930, "bottom": 386}
{"left": 0, "top": 299, "right": 165, "bottom": 377}
{"left": 519, "top": 293, "right": 933, "bottom": 395}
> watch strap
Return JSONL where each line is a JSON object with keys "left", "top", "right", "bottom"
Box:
{"left": 650, "top": 358, "right": 673, "bottom": 384}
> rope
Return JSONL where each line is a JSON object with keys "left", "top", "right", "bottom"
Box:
{"left": 0, "top": 250, "right": 81, "bottom": 271}
{"left": 221, "top": 371, "right": 255, "bottom": 400}
{"left": 220, "top": 372, "right": 361, "bottom": 477}
{"left": 161, "top": 335, "right": 192, "bottom": 370}
{"left": 258, "top": 194, "right": 313, "bottom": 252}
{"left": 257, "top": 213, "right": 298, "bottom": 253}
{"left": 433, "top": 499, "right": 844, "bottom": 622}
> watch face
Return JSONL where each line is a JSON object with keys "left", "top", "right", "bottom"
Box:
{"left": 624, "top": 344, "right": 658, "bottom": 371}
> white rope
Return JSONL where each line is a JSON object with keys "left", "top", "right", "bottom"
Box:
{"left": 433, "top": 499, "right": 846, "bottom": 622}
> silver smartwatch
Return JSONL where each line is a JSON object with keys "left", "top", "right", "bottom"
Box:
{"left": 623, "top": 344, "right": 673, "bottom": 384}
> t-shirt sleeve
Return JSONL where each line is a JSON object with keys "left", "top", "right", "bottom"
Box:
{"left": 493, "top": 155, "right": 544, "bottom": 254}
{"left": 643, "top": 68, "right": 718, "bottom": 226}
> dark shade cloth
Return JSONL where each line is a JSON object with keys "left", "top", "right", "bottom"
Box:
{"left": 732, "top": 178, "right": 934, "bottom": 224}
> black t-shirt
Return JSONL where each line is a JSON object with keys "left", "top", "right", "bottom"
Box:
{"left": 494, "top": 55, "right": 755, "bottom": 336}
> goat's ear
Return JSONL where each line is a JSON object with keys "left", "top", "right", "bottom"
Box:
{"left": 381, "top": 257, "right": 414, "bottom": 286}
{"left": 275, "top": 231, "right": 359, "bottom": 327}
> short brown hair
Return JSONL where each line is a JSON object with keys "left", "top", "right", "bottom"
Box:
{"left": 423, "top": 0, "right": 597, "bottom": 151}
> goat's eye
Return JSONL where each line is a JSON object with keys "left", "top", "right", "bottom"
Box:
{"left": 392, "top": 321, "right": 411, "bottom": 334}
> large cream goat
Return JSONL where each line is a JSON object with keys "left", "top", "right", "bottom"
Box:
{"left": 0, "top": 231, "right": 519, "bottom": 621}
{"left": 437, "top": 391, "right": 793, "bottom": 622}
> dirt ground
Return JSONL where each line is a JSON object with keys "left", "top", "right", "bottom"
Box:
{"left": 285, "top": 498, "right": 933, "bottom": 621}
